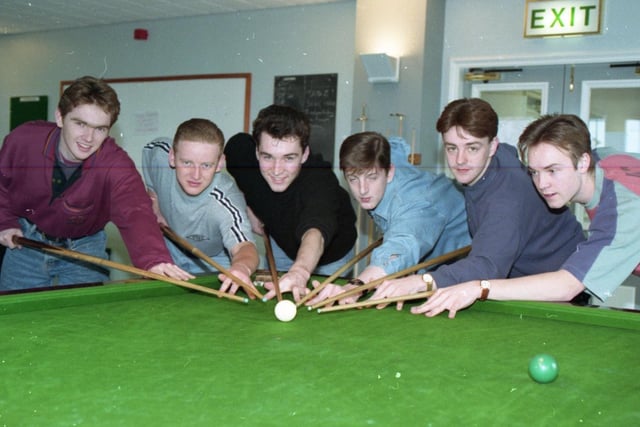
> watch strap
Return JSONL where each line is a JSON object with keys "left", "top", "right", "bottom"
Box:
{"left": 479, "top": 280, "right": 490, "bottom": 301}
{"left": 422, "top": 274, "right": 435, "bottom": 292}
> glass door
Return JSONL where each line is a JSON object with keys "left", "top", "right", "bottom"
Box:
{"left": 464, "top": 62, "right": 640, "bottom": 150}
{"left": 464, "top": 64, "right": 565, "bottom": 145}
{"left": 581, "top": 79, "right": 640, "bottom": 152}
{"left": 471, "top": 81, "right": 548, "bottom": 147}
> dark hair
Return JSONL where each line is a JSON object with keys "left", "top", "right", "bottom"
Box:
{"left": 436, "top": 98, "right": 498, "bottom": 140}
{"left": 339, "top": 131, "right": 391, "bottom": 173}
{"left": 518, "top": 114, "right": 593, "bottom": 171}
{"left": 58, "top": 76, "right": 120, "bottom": 125}
{"left": 252, "top": 104, "right": 311, "bottom": 150}
{"left": 173, "top": 118, "right": 225, "bottom": 151}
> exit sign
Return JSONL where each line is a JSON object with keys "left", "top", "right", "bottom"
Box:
{"left": 524, "top": 0, "right": 602, "bottom": 37}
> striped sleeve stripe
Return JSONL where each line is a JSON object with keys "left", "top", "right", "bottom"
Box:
{"left": 210, "top": 188, "right": 249, "bottom": 242}
{"left": 143, "top": 139, "right": 171, "bottom": 153}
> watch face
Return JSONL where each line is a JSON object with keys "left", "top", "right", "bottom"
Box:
{"left": 422, "top": 274, "right": 434, "bottom": 291}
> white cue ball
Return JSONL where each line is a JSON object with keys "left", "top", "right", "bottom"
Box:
{"left": 274, "top": 299, "right": 297, "bottom": 322}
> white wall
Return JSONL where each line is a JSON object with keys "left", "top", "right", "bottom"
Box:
{"left": 352, "top": 0, "right": 445, "bottom": 171}
{"left": 4, "top": 0, "right": 639, "bottom": 177}
{"left": 6, "top": 1, "right": 639, "bottom": 148}
{"left": 0, "top": 2, "right": 357, "bottom": 157}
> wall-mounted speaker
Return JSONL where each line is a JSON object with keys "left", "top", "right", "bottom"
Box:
{"left": 360, "top": 53, "right": 400, "bottom": 83}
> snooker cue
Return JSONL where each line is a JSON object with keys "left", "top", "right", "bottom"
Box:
{"left": 13, "top": 236, "right": 248, "bottom": 304}
{"left": 316, "top": 290, "right": 436, "bottom": 313}
{"left": 308, "top": 245, "right": 471, "bottom": 311}
{"left": 262, "top": 230, "right": 282, "bottom": 301}
{"left": 296, "top": 237, "right": 383, "bottom": 307}
{"left": 160, "top": 224, "right": 263, "bottom": 300}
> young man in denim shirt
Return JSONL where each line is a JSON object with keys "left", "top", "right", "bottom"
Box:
{"left": 306, "top": 131, "right": 471, "bottom": 306}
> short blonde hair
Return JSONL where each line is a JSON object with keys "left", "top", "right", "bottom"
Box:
{"left": 173, "top": 118, "right": 225, "bottom": 151}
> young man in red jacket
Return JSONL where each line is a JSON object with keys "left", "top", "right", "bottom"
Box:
{"left": 0, "top": 76, "right": 192, "bottom": 290}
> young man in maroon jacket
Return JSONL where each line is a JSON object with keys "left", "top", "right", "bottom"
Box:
{"left": 0, "top": 76, "right": 192, "bottom": 290}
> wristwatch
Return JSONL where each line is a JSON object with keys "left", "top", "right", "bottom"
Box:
{"left": 422, "top": 273, "right": 435, "bottom": 292}
{"left": 479, "top": 280, "right": 491, "bottom": 301}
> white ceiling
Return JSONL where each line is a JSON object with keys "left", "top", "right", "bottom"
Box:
{"left": 0, "top": 0, "right": 344, "bottom": 35}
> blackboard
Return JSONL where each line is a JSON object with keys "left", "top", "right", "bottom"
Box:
{"left": 61, "top": 73, "right": 251, "bottom": 169}
{"left": 274, "top": 73, "right": 337, "bottom": 164}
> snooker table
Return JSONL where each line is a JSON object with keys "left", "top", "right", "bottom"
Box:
{"left": 1, "top": 276, "right": 639, "bottom": 426}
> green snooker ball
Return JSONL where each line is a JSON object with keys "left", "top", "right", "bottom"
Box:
{"left": 528, "top": 354, "right": 559, "bottom": 383}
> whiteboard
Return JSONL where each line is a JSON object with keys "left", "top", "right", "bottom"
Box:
{"left": 61, "top": 73, "right": 251, "bottom": 169}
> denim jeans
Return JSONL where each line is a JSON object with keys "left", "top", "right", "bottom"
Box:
{"left": 0, "top": 218, "right": 109, "bottom": 290}
{"left": 269, "top": 236, "right": 354, "bottom": 276}
{"left": 164, "top": 237, "right": 231, "bottom": 275}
